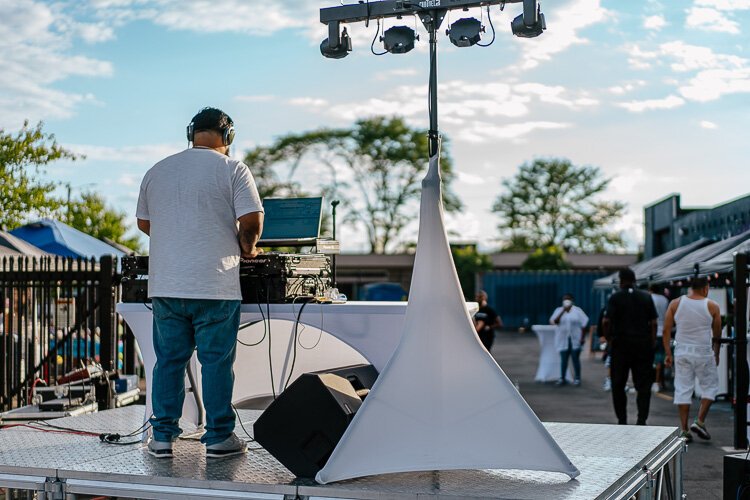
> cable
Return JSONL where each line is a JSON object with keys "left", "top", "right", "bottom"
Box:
{"left": 231, "top": 403, "right": 263, "bottom": 451}
{"left": 284, "top": 297, "right": 311, "bottom": 390}
{"left": 371, "top": 18, "right": 388, "bottom": 56}
{"left": 266, "top": 283, "right": 276, "bottom": 400}
{"left": 236, "top": 295, "right": 267, "bottom": 347}
{"left": 477, "top": 5, "right": 496, "bottom": 47}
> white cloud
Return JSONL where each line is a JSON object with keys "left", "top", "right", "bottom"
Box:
{"left": 509, "top": 0, "right": 612, "bottom": 70}
{"left": 609, "top": 81, "right": 646, "bottom": 94}
{"left": 288, "top": 97, "right": 329, "bottom": 108}
{"left": 0, "top": 0, "right": 113, "bottom": 128}
{"left": 643, "top": 15, "right": 667, "bottom": 30}
{"left": 679, "top": 67, "right": 750, "bottom": 101}
{"left": 700, "top": 120, "right": 718, "bottom": 129}
{"left": 66, "top": 143, "right": 180, "bottom": 164}
{"left": 455, "top": 121, "right": 571, "bottom": 144}
{"left": 685, "top": 7, "right": 740, "bottom": 34}
{"left": 617, "top": 95, "right": 685, "bottom": 112}
{"left": 695, "top": 0, "right": 750, "bottom": 10}
{"left": 456, "top": 171, "right": 485, "bottom": 185}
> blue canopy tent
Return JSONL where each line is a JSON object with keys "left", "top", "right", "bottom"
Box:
{"left": 10, "top": 219, "right": 126, "bottom": 259}
{"left": 0, "top": 230, "right": 48, "bottom": 257}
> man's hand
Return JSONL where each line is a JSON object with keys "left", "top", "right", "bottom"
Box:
{"left": 665, "top": 353, "right": 673, "bottom": 368}
{"left": 715, "top": 352, "right": 720, "bottom": 366}
{"left": 242, "top": 247, "right": 263, "bottom": 259}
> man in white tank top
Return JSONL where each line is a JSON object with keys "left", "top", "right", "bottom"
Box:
{"left": 662, "top": 277, "right": 721, "bottom": 443}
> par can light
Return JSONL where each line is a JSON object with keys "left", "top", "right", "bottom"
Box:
{"left": 321, "top": 26, "right": 352, "bottom": 59}
{"left": 511, "top": 0, "right": 546, "bottom": 38}
{"left": 446, "top": 18, "right": 484, "bottom": 47}
{"left": 381, "top": 25, "right": 418, "bottom": 54}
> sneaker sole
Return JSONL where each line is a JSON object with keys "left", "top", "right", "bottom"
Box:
{"left": 147, "top": 449, "right": 173, "bottom": 458}
{"left": 690, "top": 425, "right": 711, "bottom": 440}
{"left": 206, "top": 449, "right": 247, "bottom": 459}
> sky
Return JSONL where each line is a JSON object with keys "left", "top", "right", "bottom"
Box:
{"left": 1, "top": 0, "right": 749, "bottom": 253}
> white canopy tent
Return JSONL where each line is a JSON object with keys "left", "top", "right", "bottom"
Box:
{"left": 316, "top": 155, "right": 579, "bottom": 484}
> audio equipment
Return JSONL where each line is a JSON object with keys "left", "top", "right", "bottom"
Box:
{"left": 240, "top": 253, "right": 331, "bottom": 303}
{"left": 186, "top": 122, "right": 235, "bottom": 145}
{"left": 253, "top": 372, "right": 367, "bottom": 478}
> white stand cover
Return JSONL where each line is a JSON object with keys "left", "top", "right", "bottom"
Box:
{"left": 316, "top": 155, "right": 580, "bottom": 484}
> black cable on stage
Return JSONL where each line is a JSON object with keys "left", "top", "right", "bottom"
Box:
{"left": 237, "top": 289, "right": 268, "bottom": 347}
{"left": 284, "top": 297, "right": 311, "bottom": 391}
{"left": 266, "top": 283, "right": 276, "bottom": 400}
{"left": 477, "top": 5, "right": 496, "bottom": 47}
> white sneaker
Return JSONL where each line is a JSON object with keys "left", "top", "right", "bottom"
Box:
{"left": 602, "top": 377, "right": 611, "bottom": 391}
{"left": 206, "top": 433, "right": 248, "bottom": 459}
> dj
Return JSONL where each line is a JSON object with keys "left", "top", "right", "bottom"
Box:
{"left": 136, "top": 107, "right": 264, "bottom": 459}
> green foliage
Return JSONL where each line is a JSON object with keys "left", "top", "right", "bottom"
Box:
{"left": 521, "top": 245, "right": 572, "bottom": 270}
{"left": 244, "top": 116, "right": 461, "bottom": 254}
{"left": 492, "top": 158, "right": 626, "bottom": 253}
{"left": 452, "top": 245, "right": 492, "bottom": 299}
{"left": 0, "top": 121, "right": 77, "bottom": 230}
{"left": 66, "top": 192, "right": 143, "bottom": 253}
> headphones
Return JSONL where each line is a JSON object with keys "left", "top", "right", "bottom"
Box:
{"left": 186, "top": 122, "right": 235, "bottom": 146}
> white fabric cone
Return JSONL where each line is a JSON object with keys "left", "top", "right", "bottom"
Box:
{"left": 316, "top": 154, "right": 579, "bottom": 484}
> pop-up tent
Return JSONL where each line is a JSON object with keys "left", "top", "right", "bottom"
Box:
{"left": 649, "top": 230, "right": 750, "bottom": 284}
{"left": 696, "top": 239, "right": 750, "bottom": 278}
{"left": 0, "top": 230, "right": 48, "bottom": 257}
{"left": 593, "top": 238, "right": 712, "bottom": 289}
{"left": 10, "top": 219, "right": 126, "bottom": 259}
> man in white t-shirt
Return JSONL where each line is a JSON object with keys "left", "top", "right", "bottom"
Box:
{"left": 136, "top": 107, "right": 264, "bottom": 459}
{"left": 663, "top": 277, "right": 722, "bottom": 443}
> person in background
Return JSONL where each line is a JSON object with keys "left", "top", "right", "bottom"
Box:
{"left": 603, "top": 268, "right": 658, "bottom": 425}
{"left": 662, "top": 277, "right": 721, "bottom": 442}
{"left": 597, "top": 305, "right": 612, "bottom": 391}
{"left": 649, "top": 284, "right": 669, "bottom": 392}
{"left": 474, "top": 290, "right": 503, "bottom": 352}
{"left": 550, "top": 294, "right": 589, "bottom": 386}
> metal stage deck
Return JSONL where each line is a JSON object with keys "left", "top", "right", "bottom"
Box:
{"left": 0, "top": 406, "right": 684, "bottom": 499}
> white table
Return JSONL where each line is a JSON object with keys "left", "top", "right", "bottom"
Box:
{"left": 118, "top": 301, "right": 478, "bottom": 427}
{"left": 531, "top": 325, "right": 573, "bottom": 383}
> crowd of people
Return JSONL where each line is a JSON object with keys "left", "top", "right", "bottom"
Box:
{"left": 473, "top": 267, "right": 723, "bottom": 443}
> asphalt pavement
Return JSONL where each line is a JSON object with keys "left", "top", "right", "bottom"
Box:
{"left": 490, "top": 329, "right": 738, "bottom": 499}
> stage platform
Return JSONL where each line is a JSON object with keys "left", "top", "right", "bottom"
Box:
{"left": 0, "top": 406, "right": 684, "bottom": 499}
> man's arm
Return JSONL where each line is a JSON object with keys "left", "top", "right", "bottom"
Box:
{"left": 238, "top": 211, "right": 264, "bottom": 258}
{"left": 709, "top": 301, "right": 722, "bottom": 364}
{"left": 137, "top": 218, "right": 150, "bottom": 236}
{"left": 475, "top": 320, "right": 486, "bottom": 333}
{"left": 662, "top": 299, "right": 678, "bottom": 367}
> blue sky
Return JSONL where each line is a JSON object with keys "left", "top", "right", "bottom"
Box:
{"left": 1, "top": 0, "right": 749, "bottom": 252}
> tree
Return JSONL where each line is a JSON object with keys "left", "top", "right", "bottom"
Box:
{"left": 521, "top": 245, "right": 571, "bottom": 270}
{"left": 0, "top": 121, "right": 78, "bottom": 230}
{"left": 451, "top": 245, "right": 492, "bottom": 299}
{"left": 492, "top": 158, "right": 626, "bottom": 253}
{"left": 67, "top": 191, "right": 143, "bottom": 253}
{"left": 244, "top": 117, "right": 461, "bottom": 254}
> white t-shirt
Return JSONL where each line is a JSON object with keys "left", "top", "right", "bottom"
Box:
{"left": 651, "top": 293, "right": 669, "bottom": 337}
{"left": 136, "top": 148, "right": 263, "bottom": 300}
{"left": 550, "top": 306, "right": 589, "bottom": 352}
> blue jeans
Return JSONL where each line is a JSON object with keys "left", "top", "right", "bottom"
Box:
{"left": 560, "top": 338, "right": 581, "bottom": 381}
{"left": 150, "top": 298, "right": 240, "bottom": 445}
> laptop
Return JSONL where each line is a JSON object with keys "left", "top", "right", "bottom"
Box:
{"left": 257, "top": 197, "right": 323, "bottom": 247}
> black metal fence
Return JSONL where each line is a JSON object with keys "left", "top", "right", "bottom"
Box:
{"left": 0, "top": 255, "right": 139, "bottom": 412}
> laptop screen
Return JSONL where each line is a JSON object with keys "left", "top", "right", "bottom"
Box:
{"left": 259, "top": 197, "right": 323, "bottom": 243}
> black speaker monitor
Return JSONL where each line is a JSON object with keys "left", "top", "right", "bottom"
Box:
{"left": 253, "top": 372, "right": 364, "bottom": 478}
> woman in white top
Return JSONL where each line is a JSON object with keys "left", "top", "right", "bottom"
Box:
{"left": 550, "top": 294, "right": 589, "bottom": 386}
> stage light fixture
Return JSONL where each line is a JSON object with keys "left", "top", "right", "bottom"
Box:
{"left": 321, "top": 23, "right": 352, "bottom": 59}
{"left": 511, "top": 0, "right": 546, "bottom": 38}
{"left": 446, "top": 18, "right": 484, "bottom": 47}
{"left": 381, "top": 26, "right": 418, "bottom": 54}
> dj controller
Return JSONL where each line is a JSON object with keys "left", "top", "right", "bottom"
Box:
{"left": 121, "top": 253, "right": 331, "bottom": 304}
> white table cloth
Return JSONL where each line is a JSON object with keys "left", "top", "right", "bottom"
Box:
{"left": 117, "top": 301, "right": 479, "bottom": 428}
{"left": 532, "top": 325, "right": 573, "bottom": 383}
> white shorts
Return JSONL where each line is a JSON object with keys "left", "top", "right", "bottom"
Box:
{"left": 673, "top": 352, "right": 719, "bottom": 405}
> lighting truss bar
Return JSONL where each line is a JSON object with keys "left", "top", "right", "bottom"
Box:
{"left": 320, "top": 0, "right": 522, "bottom": 25}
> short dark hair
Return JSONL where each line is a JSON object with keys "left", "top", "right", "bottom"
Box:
{"left": 190, "top": 107, "right": 233, "bottom": 134}
{"left": 649, "top": 283, "right": 661, "bottom": 294}
{"left": 690, "top": 277, "right": 708, "bottom": 290}
{"left": 618, "top": 268, "right": 636, "bottom": 285}
{"left": 562, "top": 293, "right": 574, "bottom": 301}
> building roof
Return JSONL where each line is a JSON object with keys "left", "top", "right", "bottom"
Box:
{"left": 0, "top": 230, "right": 48, "bottom": 257}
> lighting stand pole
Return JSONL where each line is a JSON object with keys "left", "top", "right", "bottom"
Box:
{"left": 422, "top": 10, "right": 447, "bottom": 159}
{"left": 734, "top": 252, "right": 749, "bottom": 450}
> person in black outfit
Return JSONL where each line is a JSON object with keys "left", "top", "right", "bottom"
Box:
{"left": 474, "top": 290, "right": 503, "bottom": 352}
{"left": 602, "top": 268, "right": 658, "bottom": 425}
